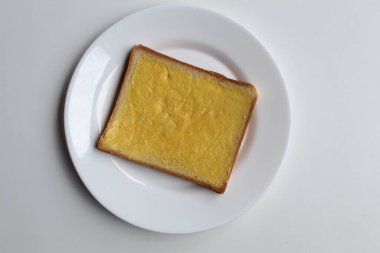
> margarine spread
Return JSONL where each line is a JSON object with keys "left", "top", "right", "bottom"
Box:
{"left": 102, "top": 52, "right": 254, "bottom": 187}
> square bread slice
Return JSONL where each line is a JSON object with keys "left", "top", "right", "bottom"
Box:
{"left": 98, "top": 45, "right": 258, "bottom": 193}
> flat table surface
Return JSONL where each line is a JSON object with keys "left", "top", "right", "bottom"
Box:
{"left": 1, "top": 0, "right": 380, "bottom": 252}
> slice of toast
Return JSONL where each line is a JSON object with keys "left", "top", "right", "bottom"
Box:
{"left": 98, "top": 45, "right": 258, "bottom": 193}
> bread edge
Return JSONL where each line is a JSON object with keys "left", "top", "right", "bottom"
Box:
{"left": 220, "top": 92, "right": 258, "bottom": 193}
{"left": 98, "top": 141, "right": 226, "bottom": 193}
{"left": 97, "top": 44, "right": 258, "bottom": 194}
{"left": 134, "top": 45, "right": 258, "bottom": 95}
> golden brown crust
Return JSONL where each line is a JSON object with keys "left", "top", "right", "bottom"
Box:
{"left": 98, "top": 141, "right": 224, "bottom": 193}
{"left": 220, "top": 93, "right": 258, "bottom": 193}
{"left": 97, "top": 44, "right": 258, "bottom": 194}
{"left": 98, "top": 46, "right": 140, "bottom": 150}
{"left": 134, "top": 45, "right": 258, "bottom": 94}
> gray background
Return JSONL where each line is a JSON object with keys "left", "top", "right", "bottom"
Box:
{"left": 1, "top": 0, "right": 380, "bottom": 252}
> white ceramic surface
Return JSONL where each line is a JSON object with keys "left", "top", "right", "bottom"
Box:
{"left": 64, "top": 5, "right": 290, "bottom": 234}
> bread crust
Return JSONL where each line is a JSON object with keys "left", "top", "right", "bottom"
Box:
{"left": 98, "top": 45, "right": 258, "bottom": 194}
{"left": 98, "top": 141, "right": 225, "bottom": 193}
{"left": 134, "top": 45, "right": 257, "bottom": 93}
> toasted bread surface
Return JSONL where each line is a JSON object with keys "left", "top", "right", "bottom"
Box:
{"left": 98, "top": 45, "right": 258, "bottom": 193}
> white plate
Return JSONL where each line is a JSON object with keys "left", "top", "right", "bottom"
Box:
{"left": 64, "top": 5, "right": 290, "bottom": 234}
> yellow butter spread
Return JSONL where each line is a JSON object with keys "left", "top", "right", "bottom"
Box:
{"left": 102, "top": 52, "right": 254, "bottom": 186}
